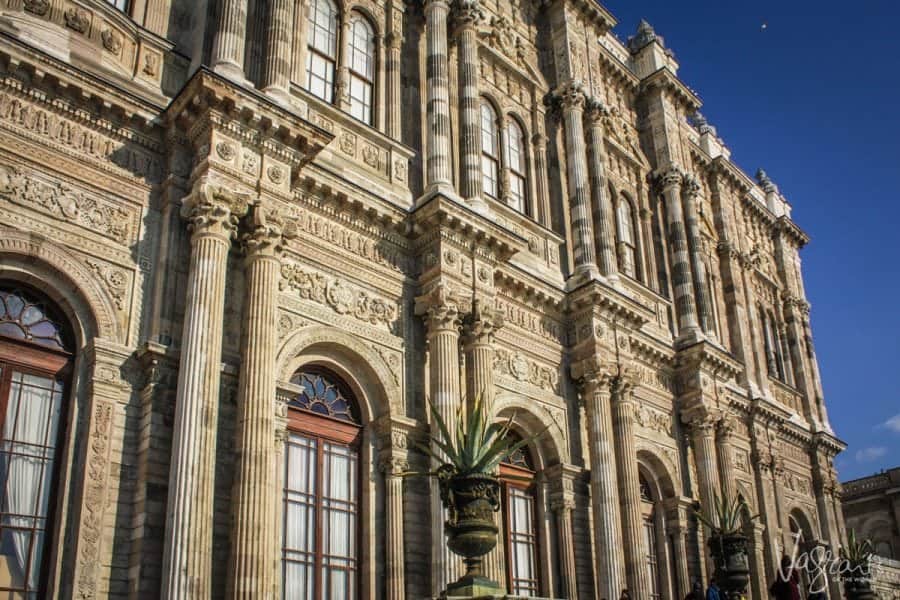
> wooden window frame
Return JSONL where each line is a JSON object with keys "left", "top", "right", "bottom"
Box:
{"left": 283, "top": 398, "right": 362, "bottom": 599}
{"left": 0, "top": 335, "right": 72, "bottom": 598}
{"left": 499, "top": 462, "right": 540, "bottom": 596}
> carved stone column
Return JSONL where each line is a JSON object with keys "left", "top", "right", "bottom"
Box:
{"left": 336, "top": 12, "right": 352, "bottom": 110}
{"left": 686, "top": 411, "right": 721, "bottom": 576}
{"left": 658, "top": 168, "right": 701, "bottom": 342}
{"left": 463, "top": 299, "right": 505, "bottom": 583}
{"left": 715, "top": 416, "right": 737, "bottom": 502}
{"left": 380, "top": 452, "right": 409, "bottom": 600}
{"left": 682, "top": 174, "right": 715, "bottom": 335}
{"left": 419, "top": 290, "right": 463, "bottom": 594}
{"left": 227, "top": 204, "right": 289, "bottom": 599}
{"left": 666, "top": 520, "right": 690, "bottom": 600}
{"left": 532, "top": 131, "right": 552, "bottom": 227}
{"left": 552, "top": 497, "right": 578, "bottom": 600}
{"left": 554, "top": 82, "right": 598, "bottom": 279}
{"left": 584, "top": 99, "right": 619, "bottom": 281}
{"left": 574, "top": 362, "right": 624, "bottom": 599}
{"left": 385, "top": 1, "right": 404, "bottom": 139}
{"left": 161, "top": 183, "right": 249, "bottom": 599}
{"left": 749, "top": 427, "right": 780, "bottom": 576}
{"left": 424, "top": 0, "right": 454, "bottom": 193}
{"left": 261, "top": 0, "right": 294, "bottom": 102}
{"left": 210, "top": 0, "right": 249, "bottom": 82}
{"left": 612, "top": 378, "right": 650, "bottom": 600}
{"left": 453, "top": 0, "right": 485, "bottom": 208}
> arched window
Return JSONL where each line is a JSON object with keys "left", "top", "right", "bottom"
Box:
{"left": 305, "top": 0, "right": 339, "bottom": 103}
{"left": 347, "top": 14, "right": 375, "bottom": 124}
{"left": 639, "top": 474, "right": 663, "bottom": 600}
{"left": 480, "top": 101, "right": 500, "bottom": 199}
{"left": 616, "top": 195, "right": 638, "bottom": 278}
{"left": 500, "top": 432, "right": 539, "bottom": 596}
{"left": 504, "top": 118, "right": 527, "bottom": 213}
{"left": 282, "top": 368, "right": 361, "bottom": 600}
{"left": 0, "top": 283, "right": 73, "bottom": 597}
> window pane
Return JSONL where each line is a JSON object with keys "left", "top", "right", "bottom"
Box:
{"left": 321, "top": 443, "right": 357, "bottom": 600}
{"left": 349, "top": 75, "right": 372, "bottom": 124}
{"left": 308, "top": 0, "right": 338, "bottom": 57}
{"left": 507, "top": 487, "right": 538, "bottom": 596}
{"left": 283, "top": 434, "right": 316, "bottom": 600}
{"left": 0, "top": 371, "right": 63, "bottom": 595}
{"left": 349, "top": 17, "right": 375, "bottom": 80}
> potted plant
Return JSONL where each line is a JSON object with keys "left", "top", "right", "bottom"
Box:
{"left": 840, "top": 529, "right": 875, "bottom": 600}
{"left": 406, "top": 393, "right": 547, "bottom": 597}
{"left": 695, "top": 492, "right": 757, "bottom": 600}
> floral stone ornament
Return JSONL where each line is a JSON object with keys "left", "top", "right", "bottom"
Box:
{"left": 406, "top": 392, "right": 549, "bottom": 597}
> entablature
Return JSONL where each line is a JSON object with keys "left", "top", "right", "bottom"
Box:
{"left": 638, "top": 67, "right": 701, "bottom": 112}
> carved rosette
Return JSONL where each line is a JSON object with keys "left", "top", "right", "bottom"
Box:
{"left": 181, "top": 182, "right": 250, "bottom": 241}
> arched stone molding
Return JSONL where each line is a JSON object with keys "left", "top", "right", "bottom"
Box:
{"left": 276, "top": 324, "right": 399, "bottom": 423}
{"left": 0, "top": 227, "right": 123, "bottom": 344}
{"left": 493, "top": 392, "right": 566, "bottom": 467}
{"left": 636, "top": 444, "right": 682, "bottom": 498}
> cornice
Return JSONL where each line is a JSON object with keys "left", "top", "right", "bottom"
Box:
{"left": 565, "top": 279, "right": 654, "bottom": 329}
{"left": 674, "top": 339, "right": 742, "bottom": 381}
{"left": 594, "top": 42, "right": 639, "bottom": 91}
{"left": 811, "top": 430, "right": 847, "bottom": 456}
{"left": 541, "top": 0, "right": 617, "bottom": 34}
{"left": 638, "top": 68, "right": 701, "bottom": 112}
{"left": 410, "top": 192, "right": 528, "bottom": 263}
{"left": 494, "top": 267, "right": 565, "bottom": 314}
{"left": 775, "top": 215, "right": 810, "bottom": 248}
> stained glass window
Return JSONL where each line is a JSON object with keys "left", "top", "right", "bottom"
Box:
{"left": 0, "top": 287, "right": 70, "bottom": 353}
{"left": 288, "top": 370, "right": 359, "bottom": 424}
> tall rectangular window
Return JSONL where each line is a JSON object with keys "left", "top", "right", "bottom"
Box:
{"left": 507, "top": 487, "right": 538, "bottom": 596}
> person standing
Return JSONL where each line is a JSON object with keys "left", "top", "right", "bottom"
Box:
{"left": 706, "top": 577, "right": 722, "bottom": 600}
{"left": 770, "top": 556, "right": 802, "bottom": 600}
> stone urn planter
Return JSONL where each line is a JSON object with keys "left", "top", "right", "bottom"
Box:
{"left": 842, "top": 577, "right": 876, "bottom": 600}
{"left": 841, "top": 530, "right": 876, "bottom": 600}
{"left": 439, "top": 469, "right": 503, "bottom": 596}
{"left": 708, "top": 533, "right": 751, "bottom": 600}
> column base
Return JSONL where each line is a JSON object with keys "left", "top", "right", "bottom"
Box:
{"left": 564, "top": 266, "right": 600, "bottom": 290}
{"left": 465, "top": 195, "right": 494, "bottom": 217}
{"left": 417, "top": 183, "right": 461, "bottom": 207}
{"left": 212, "top": 61, "right": 252, "bottom": 87}
{"left": 675, "top": 326, "right": 705, "bottom": 348}
{"left": 262, "top": 85, "right": 295, "bottom": 109}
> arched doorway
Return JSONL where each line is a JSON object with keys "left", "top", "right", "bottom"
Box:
{"left": 0, "top": 283, "right": 74, "bottom": 598}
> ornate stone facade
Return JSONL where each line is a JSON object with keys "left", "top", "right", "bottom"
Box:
{"left": 0, "top": 1, "right": 846, "bottom": 599}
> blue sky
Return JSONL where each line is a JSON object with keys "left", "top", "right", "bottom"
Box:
{"left": 602, "top": 1, "right": 900, "bottom": 480}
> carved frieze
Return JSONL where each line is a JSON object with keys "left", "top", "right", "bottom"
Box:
{"left": 494, "top": 297, "right": 563, "bottom": 344}
{"left": 84, "top": 258, "right": 129, "bottom": 310}
{"left": 0, "top": 163, "right": 136, "bottom": 244}
{"left": 493, "top": 347, "right": 559, "bottom": 393}
{"left": 633, "top": 404, "right": 673, "bottom": 437}
{"left": 280, "top": 262, "right": 398, "bottom": 332}
{"left": 0, "top": 92, "right": 162, "bottom": 181}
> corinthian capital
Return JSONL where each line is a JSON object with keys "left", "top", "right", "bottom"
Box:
{"left": 571, "top": 356, "right": 618, "bottom": 394}
{"left": 550, "top": 81, "right": 586, "bottom": 112}
{"left": 451, "top": 0, "right": 483, "bottom": 29}
{"left": 583, "top": 97, "right": 610, "bottom": 125}
{"left": 654, "top": 166, "right": 683, "bottom": 193}
{"left": 181, "top": 180, "right": 251, "bottom": 240}
{"left": 681, "top": 173, "right": 701, "bottom": 198}
{"left": 415, "top": 283, "right": 463, "bottom": 334}
{"left": 463, "top": 298, "right": 504, "bottom": 346}
{"left": 241, "top": 203, "right": 296, "bottom": 258}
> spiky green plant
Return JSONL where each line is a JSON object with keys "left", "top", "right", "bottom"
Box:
{"left": 405, "top": 392, "right": 549, "bottom": 480}
{"left": 694, "top": 492, "right": 758, "bottom": 536}
{"left": 841, "top": 529, "right": 873, "bottom": 574}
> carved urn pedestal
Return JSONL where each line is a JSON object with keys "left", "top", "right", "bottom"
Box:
{"left": 708, "top": 533, "right": 751, "bottom": 600}
{"left": 440, "top": 472, "right": 505, "bottom": 597}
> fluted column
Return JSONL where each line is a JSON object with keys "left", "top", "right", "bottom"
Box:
{"left": 555, "top": 83, "right": 598, "bottom": 278}
{"left": 421, "top": 295, "right": 462, "bottom": 594}
{"left": 532, "top": 131, "right": 552, "bottom": 226}
{"left": 211, "top": 0, "right": 249, "bottom": 82}
{"left": 381, "top": 453, "right": 409, "bottom": 600}
{"left": 227, "top": 205, "right": 287, "bottom": 599}
{"left": 552, "top": 498, "right": 578, "bottom": 600}
{"left": 658, "top": 168, "right": 701, "bottom": 341}
{"left": 585, "top": 99, "right": 619, "bottom": 281}
{"left": 385, "top": 2, "right": 404, "bottom": 139}
{"left": 612, "top": 380, "right": 650, "bottom": 600}
{"left": 667, "top": 521, "right": 690, "bottom": 600}
{"left": 463, "top": 299, "right": 505, "bottom": 585}
{"left": 261, "top": 0, "right": 294, "bottom": 102}
{"left": 578, "top": 369, "right": 624, "bottom": 599}
{"left": 454, "top": 0, "right": 484, "bottom": 206}
{"left": 687, "top": 412, "right": 721, "bottom": 577}
{"left": 424, "top": 0, "right": 454, "bottom": 192}
{"left": 682, "top": 174, "right": 715, "bottom": 335}
{"left": 715, "top": 417, "right": 737, "bottom": 502}
{"left": 162, "top": 183, "right": 249, "bottom": 599}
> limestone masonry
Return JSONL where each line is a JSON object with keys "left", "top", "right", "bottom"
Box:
{"left": 0, "top": 0, "right": 848, "bottom": 598}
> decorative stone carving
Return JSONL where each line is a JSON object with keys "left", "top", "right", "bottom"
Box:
{"left": 267, "top": 165, "right": 285, "bottom": 184}
{"left": 393, "top": 158, "right": 407, "bottom": 182}
{"left": 241, "top": 151, "right": 258, "bottom": 176}
{"left": 181, "top": 182, "right": 250, "bottom": 240}
{"left": 84, "top": 259, "right": 129, "bottom": 310}
{"left": 633, "top": 404, "right": 673, "bottom": 437}
{"left": 64, "top": 8, "right": 90, "bottom": 34}
{"left": 493, "top": 348, "right": 560, "bottom": 393}
{"left": 0, "top": 164, "right": 133, "bottom": 244}
{"left": 101, "top": 29, "right": 123, "bottom": 54}
{"left": 339, "top": 131, "right": 356, "bottom": 156}
{"left": 373, "top": 345, "right": 401, "bottom": 387}
{"left": 215, "top": 141, "right": 236, "bottom": 162}
{"left": 280, "top": 262, "right": 398, "bottom": 330}
{"left": 362, "top": 144, "right": 379, "bottom": 168}
{"left": 23, "top": 0, "right": 50, "bottom": 16}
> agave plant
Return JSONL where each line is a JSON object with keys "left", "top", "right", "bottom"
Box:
{"left": 694, "top": 492, "right": 758, "bottom": 536}
{"left": 406, "top": 391, "right": 548, "bottom": 481}
{"left": 841, "top": 529, "right": 873, "bottom": 576}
